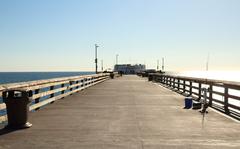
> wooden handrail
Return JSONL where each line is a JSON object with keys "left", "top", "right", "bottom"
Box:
{"left": 0, "top": 73, "right": 111, "bottom": 123}
{"left": 149, "top": 73, "right": 240, "bottom": 120}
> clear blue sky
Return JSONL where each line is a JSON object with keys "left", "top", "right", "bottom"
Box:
{"left": 0, "top": 0, "right": 240, "bottom": 72}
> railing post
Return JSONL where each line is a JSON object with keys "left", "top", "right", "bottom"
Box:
{"left": 50, "top": 86, "right": 54, "bottom": 98}
{"left": 208, "top": 84, "right": 213, "bottom": 107}
{"left": 76, "top": 81, "right": 79, "bottom": 89}
{"left": 69, "top": 81, "right": 73, "bottom": 92}
{"left": 173, "top": 78, "right": 176, "bottom": 89}
{"left": 69, "top": 81, "right": 74, "bottom": 95}
{"left": 198, "top": 83, "right": 202, "bottom": 100}
{"left": 61, "top": 83, "right": 65, "bottom": 94}
{"left": 224, "top": 87, "right": 229, "bottom": 114}
{"left": 168, "top": 77, "right": 170, "bottom": 86}
{"left": 169, "top": 77, "right": 171, "bottom": 87}
{"left": 183, "top": 80, "right": 186, "bottom": 93}
{"left": 167, "top": 77, "right": 170, "bottom": 86}
{"left": 35, "top": 89, "right": 40, "bottom": 110}
{"left": 177, "top": 78, "right": 180, "bottom": 90}
{"left": 189, "top": 81, "right": 192, "bottom": 95}
{"left": 81, "top": 79, "right": 84, "bottom": 88}
{"left": 50, "top": 86, "right": 54, "bottom": 104}
{"left": 85, "top": 78, "right": 87, "bottom": 86}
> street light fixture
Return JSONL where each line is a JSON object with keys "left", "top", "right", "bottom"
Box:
{"left": 101, "top": 60, "right": 103, "bottom": 72}
{"left": 116, "top": 54, "right": 119, "bottom": 65}
{"left": 95, "top": 44, "right": 99, "bottom": 74}
{"left": 162, "top": 57, "right": 165, "bottom": 71}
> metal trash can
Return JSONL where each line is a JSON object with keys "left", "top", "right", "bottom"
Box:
{"left": 110, "top": 72, "right": 114, "bottom": 79}
{"left": 3, "top": 90, "right": 32, "bottom": 129}
{"left": 119, "top": 71, "right": 123, "bottom": 77}
{"left": 192, "top": 101, "right": 202, "bottom": 109}
{"left": 184, "top": 97, "right": 193, "bottom": 109}
{"left": 148, "top": 74, "right": 153, "bottom": 81}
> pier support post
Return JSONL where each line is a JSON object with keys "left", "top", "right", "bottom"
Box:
{"left": 35, "top": 89, "right": 40, "bottom": 110}
{"left": 183, "top": 80, "right": 186, "bottom": 93}
{"left": 198, "top": 83, "right": 202, "bottom": 100}
{"left": 61, "top": 83, "right": 65, "bottom": 94}
{"left": 224, "top": 87, "right": 229, "bottom": 114}
{"left": 50, "top": 86, "right": 55, "bottom": 104}
{"left": 177, "top": 79, "right": 180, "bottom": 90}
{"left": 189, "top": 81, "right": 192, "bottom": 95}
{"left": 208, "top": 84, "right": 213, "bottom": 107}
{"left": 173, "top": 78, "right": 175, "bottom": 88}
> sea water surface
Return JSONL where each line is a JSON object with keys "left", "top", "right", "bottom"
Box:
{"left": 1, "top": 71, "right": 239, "bottom": 85}
{"left": 0, "top": 72, "right": 94, "bottom": 84}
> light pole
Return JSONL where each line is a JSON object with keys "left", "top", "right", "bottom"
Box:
{"left": 116, "top": 54, "right": 119, "bottom": 65}
{"left": 101, "top": 60, "right": 103, "bottom": 72}
{"left": 157, "top": 59, "right": 159, "bottom": 70}
{"left": 95, "top": 44, "right": 99, "bottom": 74}
{"left": 162, "top": 57, "right": 165, "bottom": 71}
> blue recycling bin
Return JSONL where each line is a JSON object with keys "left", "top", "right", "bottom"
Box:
{"left": 184, "top": 97, "right": 193, "bottom": 109}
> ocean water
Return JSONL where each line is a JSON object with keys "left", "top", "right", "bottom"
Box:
{"left": 0, "top": 71, "right": 239, "bottom": 85}
{"left": 0, "top": 72, "right": 94, "bottom": 85}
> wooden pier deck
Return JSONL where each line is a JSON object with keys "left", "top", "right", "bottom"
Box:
{"left": 0, "top": 75, "right": 239, "bottom": 149}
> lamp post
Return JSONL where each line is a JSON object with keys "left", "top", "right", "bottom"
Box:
{"left": 116, "top": 54, "right": 119, "bottom": 65}
{"left": 95, "top": 44, "right": 99, "bottom": 74}
{"left": 162, "top": 57, "right": 165, "bottom": 71}
{"left": 101, "top": 60, "right": 103, "bottom": 72}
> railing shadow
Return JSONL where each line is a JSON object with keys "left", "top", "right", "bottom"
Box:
{"left": 0, "top": 123, "right": 29, "bottom": 136}
{"left": 0, "top": 127, "right": 17, "bottom": 136}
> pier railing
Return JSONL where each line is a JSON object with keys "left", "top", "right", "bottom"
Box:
{"left": 150, "top": 73, "right": 240, "bottom": 120}
{"left": 0, "top": 73, "right": 111, "bottom": 123}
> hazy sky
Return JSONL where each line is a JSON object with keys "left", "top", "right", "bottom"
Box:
{"left": 0, "top": 0, "right": 240, "bottom": 72}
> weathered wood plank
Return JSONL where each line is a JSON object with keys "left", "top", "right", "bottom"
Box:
{"left": 2, "top": 75, "right": 240, "bottom": 149}
{"left": 0, "top": 73, "right": 109, "bottom": 91}
{"left": 22, "top": 80, "right": 70, "bottom": 91}
{"left": 0, "top": 74, "right": 109, "bottom": 123}
{"left": 29, "top": 77, "right": 109, "bottom": 111}
{"left": 0, "top": 103, "right": 6, "bottom": 110}
{"left": 0, "top": 115, "right": 7, "bottom": 123}
{"left": 31, "top": 77, "right": 108, "bottom": 99}
{"left": 157, "top": 74, "right": 240, "bottom": 87}
{"left": 31, "top": 86, "right": 68, "bottom": 99}
{"left": 152, "top": 73, "right": 240, "bottom": 117}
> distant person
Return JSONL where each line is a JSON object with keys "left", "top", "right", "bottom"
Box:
{"left": 119, "top": 71, "right": 123, "bottom": 76}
